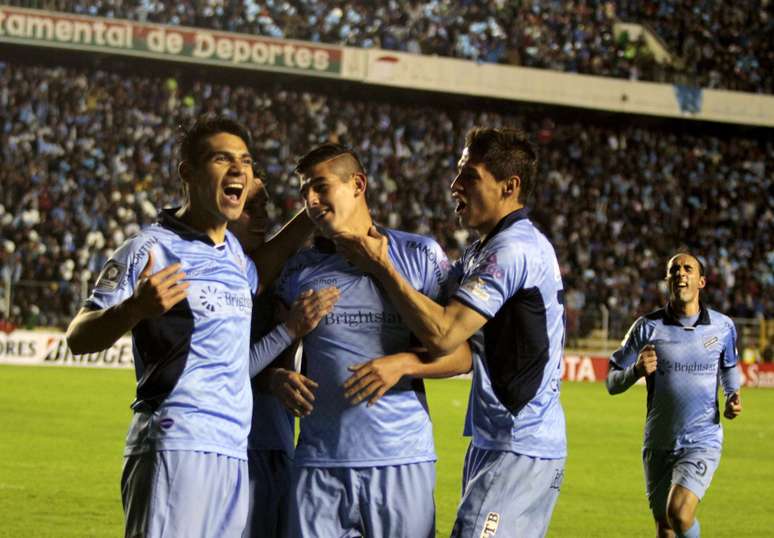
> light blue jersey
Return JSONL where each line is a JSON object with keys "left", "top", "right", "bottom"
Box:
{"left": 276, "top": 228, "right": 450, "bottom": 467}
{"left": 610, "top": 305, "right": 739, "bottom": 450}
{"left": 453, "top": 209, "right": 567, "bottom": 459}
{"left": 87, "top": 209, "right": 258, "bottom": 459}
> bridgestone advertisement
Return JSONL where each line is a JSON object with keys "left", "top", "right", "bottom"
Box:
{"left": 2, "top": 329, "right": 772, "bottom": 387}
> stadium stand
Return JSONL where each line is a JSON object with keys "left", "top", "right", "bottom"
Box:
{"left": 5, "top": 0, "right": 771, "bottom": 93}
{"left": 0, "top": 58, "right": 771, "bottom": 340}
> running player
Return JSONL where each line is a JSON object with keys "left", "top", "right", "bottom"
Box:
{"left": 607, "top": 253, "right": 742, "bottom": 538}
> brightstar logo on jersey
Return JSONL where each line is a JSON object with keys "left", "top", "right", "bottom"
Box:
{"left": 200, "top": 286, "right": 219, "bottom": 312}
{"left": 324, "top": 311, "right": 402, "bottom": 327}
{"left": 198, "top": 286, "right": 251, "bottom": 315}
{"left": 658, "top": 358, "right": 716, "bottom": 376}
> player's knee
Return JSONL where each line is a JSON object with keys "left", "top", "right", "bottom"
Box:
{"left": 666, "top": 500, "right": 695, "bottom": 533}
{"left": 655, "top": 516, "right": 675, "bottom": 538}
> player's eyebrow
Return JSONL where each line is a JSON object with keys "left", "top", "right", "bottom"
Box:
{"left": 300, "top": 176, "right": 327, "bottom": 196}
{"left": 204, "top": 149, "right": 253, "bottom": 161}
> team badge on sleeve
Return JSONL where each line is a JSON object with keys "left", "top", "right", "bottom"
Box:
{"left": 461, "top": 277, "right": 490, "bottom": 301}
{"left": 95, "top": 260, "right": 127, "bottom": 291}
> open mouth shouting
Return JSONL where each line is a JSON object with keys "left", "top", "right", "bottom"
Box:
{"left": 222, "top": 182, "right": 245, "bottom": 205}
{"left": 455, "top": 199, "right": 468, "bottom": 215}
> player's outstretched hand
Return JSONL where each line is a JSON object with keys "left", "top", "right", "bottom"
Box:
{"left": 270, "top": 368, "right": 318, "bottom": 417}
{"left": 286, "top": 287, "right": 340, "bottom": 338}
{"left": 635, "top": 344, "right": 658, "bottom": 377}
{"left": 343, "top": 354, "right": 409, "bottom": 406}
{"left": 332, "top": 226, "right": 389, "bottom": 275}
{"left": 724, "top": 392, "right": 742, "bottom": 419}
{"left": 131, "top": 252, "right": 188, "bottom": 319}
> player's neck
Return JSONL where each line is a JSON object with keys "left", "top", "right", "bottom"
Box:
{"left": 175, "top": 205, "right": 227, "bottom": 244}
{"left": 477, "top": 201, "right": 524, "bottom": 241}
{"left": 330, "top": 209, "right": 373, "bottom": 237}
{"left": 669, "top": 299, "right": 701, "bottom": 318}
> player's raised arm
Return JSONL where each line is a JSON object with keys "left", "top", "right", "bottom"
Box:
{"left": 66, "top": 252, "right": 188, "bottom": 354}
{"left": 334, "top": 228, "right": 487, "bottom": 356}
{"left": 251, "top": 209, "right": 314, "bottom": 294}
{"left": 248, "top": 287, "right": 339, "bottom": 377}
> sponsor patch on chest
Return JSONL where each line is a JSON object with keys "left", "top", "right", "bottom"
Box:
{"left": 703, "top": 336, "right": 719, "bottom": 349}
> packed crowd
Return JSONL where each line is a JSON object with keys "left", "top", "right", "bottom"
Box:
{"left": 617, "top": 1, "right": 773, "bottom": 93}
{"left": 1, "top": 61, "right": 771, "bottom": 339}
{"left": 6, "top": 0, "right": 772, "bottom": 93}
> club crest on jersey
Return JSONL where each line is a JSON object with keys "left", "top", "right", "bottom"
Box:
{"left": 95, "top": 260, "right": 126, "bottom": 291}
{"left": 703, "top": 336, "right": 719, "bottom": 349}
{"left": 479, "top": 512, "right": 500, "bottom": 538}
{"left": 461, "top": 277, "right": 490, "bottom": 301}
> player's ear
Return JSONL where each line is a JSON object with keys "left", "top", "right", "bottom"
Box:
{"left": 353, "top": 172, "right": 367, "bottom": 198}
{"left": 698, "top": 275, "right": 706, "bottom": 290}
{"left": 178, "top": 161, "right": 193, "bottom": 184}
{"left": 503, "top": 175, "right": 520, "bottom": 199}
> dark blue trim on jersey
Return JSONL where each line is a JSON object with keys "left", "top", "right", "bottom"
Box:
{"left": 645, "top": 304, "right": 711, "bottom": 328}
{"left": 454, "top": 294, "right": 494, "bottom": 321}
{"left": 481, "top": 286, "right": 551, "bottom": 415}
{"left": 129, "top": 208, "right": 216, "bottom": 411}
{"left": 158, "top": 208, "right": 217, "bottom": 245}
{"left": 132, "top": 298, "right": 194, "bottom": 411}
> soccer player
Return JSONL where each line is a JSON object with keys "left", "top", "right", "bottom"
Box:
{"left": 333, "top": 128, "right": 567, "bottom": 538}
{"left": 606, "top": 253, "right": 742, "bottom": 538}
{"left": 66, "top": 115, "right": 313, "bottom": 538}
{"left": 278, "top": 143, "right": 472, "bottom": 538}
{"left": 229, "top": 176, "right": 338, "bottom": 538}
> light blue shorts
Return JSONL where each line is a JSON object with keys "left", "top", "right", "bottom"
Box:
{"left": 289, "top": 462, "right": 436, "bottom": 538}
{"left": 244, "top": 449, "right": 293, "bottom": 538}
{"left": 451, "top": 444, "right": 565, "bottom": 538}
{"left": 122, "top": 450, "right": 248, "bottom": 538}
{"left": 643, "top": 447, "right": 721, "bottom": 520}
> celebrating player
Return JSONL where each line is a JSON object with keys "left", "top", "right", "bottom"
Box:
{"left": 607, "top": 253, "right": 742, "bottom": 538}
{"left": 277, "top": 143, "right": 471, "bottom": 537}
{"left": 229, "top": 176, "right": 338, "bottom": 538}
{"left": 66, "top": 115, "right": 312, "bottom": 538}
{"left": 334, "top": 128, "right": 567, "bottom": 538}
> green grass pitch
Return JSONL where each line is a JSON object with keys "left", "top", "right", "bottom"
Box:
{"left": 1, "top": 365, "right": 772, "bottom": 537}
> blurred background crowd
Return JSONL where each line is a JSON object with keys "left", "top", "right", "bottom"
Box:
{"left": 1, "top": 60, "right": 771, "bottom": 341}
{"left": 6, "top": 0, "right": 773, "bottom": 93}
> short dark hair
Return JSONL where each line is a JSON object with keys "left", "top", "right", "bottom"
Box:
{"left": 179, "top": 114, "right": 253, "bottom": 165}
{"left": 667, "top": 252, "right": 706, "bottom": 277}
{"left": 294, "top": 143, "right": 365, "bottom": 178}
{"left": 464, "top": 127, "right": 538, "bottom": 203}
